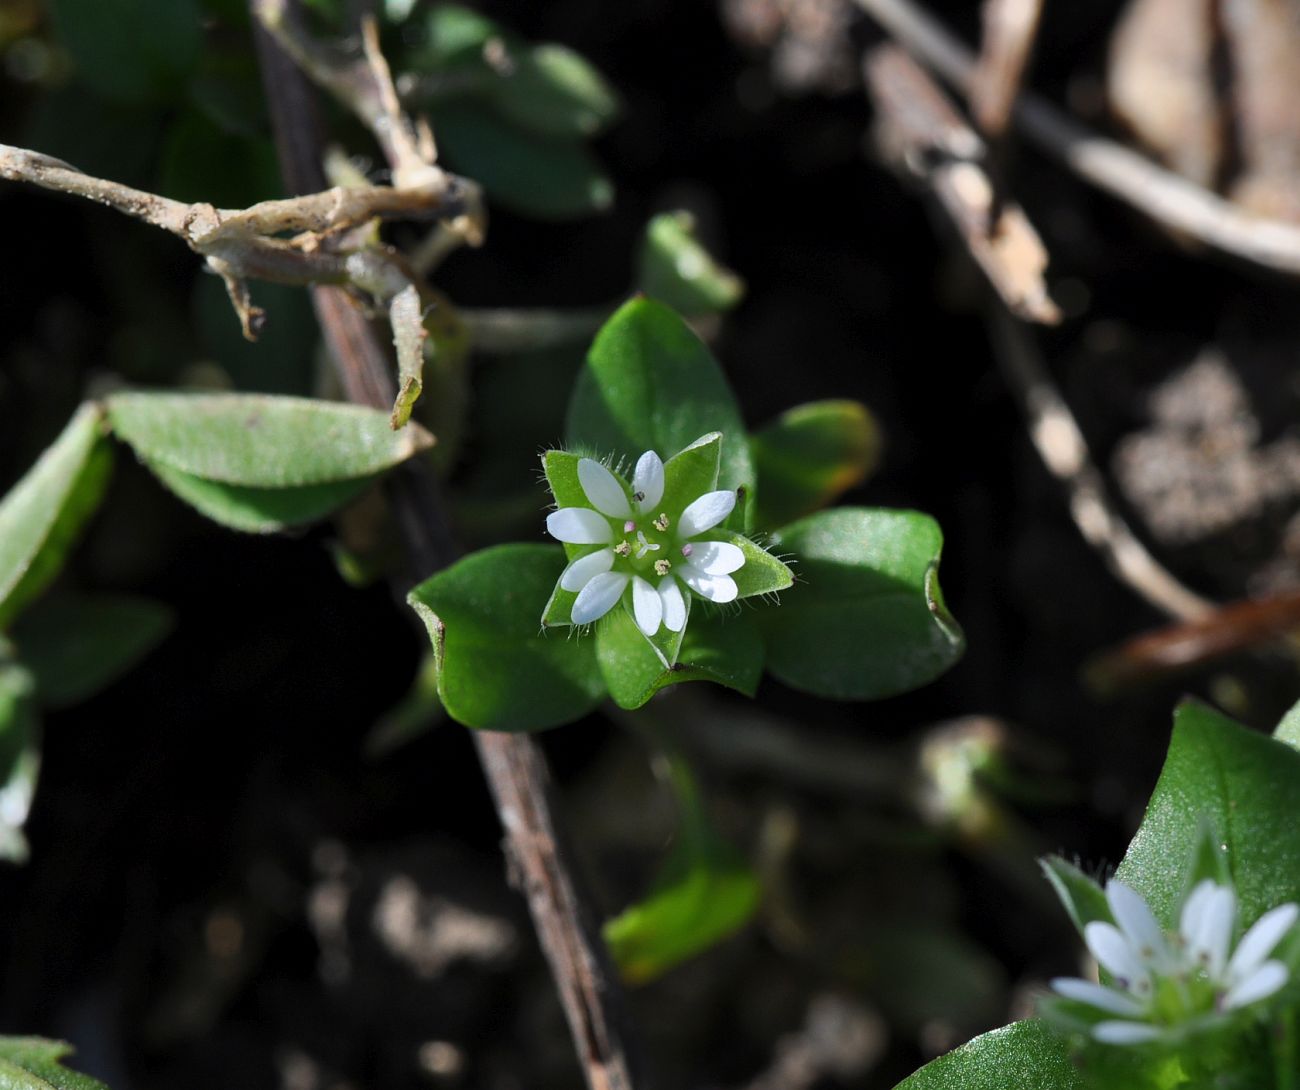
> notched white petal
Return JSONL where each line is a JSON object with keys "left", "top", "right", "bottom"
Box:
{"left": 578, "top": 458, "right": 632, "bottom": 518}
{"left": 1050, "top": 978, "right": 1147, "bottom": 1017}
{"left": 1092, "top": 1021, "right": 1164, "bottom": 1045}
{"left": 1084, "top": 921, "right": 1147, "bottom": 990}
{"left": 1107, "top": 880, "right": 1172, "bottom": 970}
{"left": 678, "top": 489, "right": 737, "bottom": 537}
{"left": 632, "top": 450, "right": 665, "bottom": 512}
{"left": 1185, "top": 884, "right": 1235, "bottom": 978}
{"left": 686, "top": 540, "right": 745, "bottom": 575}
{"left": 1223, "top": 960, "right": 1288, "bottom": 1010}
{"left": 1227, "top": 902, "right": 1299, "bottom": 982}
{"left": 571, "top": 571, "right": 629, "bottom": 625}
{"left": 560, "top": 548, "right": 615, "bottom": 592}
{"left": 678, "top": 567, "right": 738, "bottom": 603}
{"left": 658, "top": 575, "right": 686, "bottom": 632}
{"left": 631, "top": 576, "right": 663, "bottom": 636}
{"left": 547, "top": 507, "right": 614, "bottom": 544}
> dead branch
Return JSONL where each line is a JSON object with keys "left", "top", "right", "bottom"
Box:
{"left": 864, "top": 45, "right": 1060, "bottom": 324}
{"left": 252, "top": 11, "right": 644, "bottom": 1090}
{"left": 969, "top": 0, "right": 1043, "bottom": 140}
{"left": 987, "top": 306, "right": 1215, "bottom": 622}
{"left": 853, "top": 0, "right": 1300, "bottom": 277}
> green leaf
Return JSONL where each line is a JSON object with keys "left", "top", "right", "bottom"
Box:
{"left": 364, "top": 652, "right": 445, "bottom": 757}
{"left": 604, "top": 758, "right": 760, "bottom": 983}
{"left": 434, "top": 101, "right": 613, "bottom": 220}
{"left": 0, "top": 403, "right": 113, "bottom": 631}
{"left": 751, "top": 400, "right": 882, "bottom": 529}
{"left": 1040, "top": 857, "right": 1110, "bottom": 935}
{"left": 893, "top": 1019, "right": 1083, "bottom": 1090}
{"left": 566, "top": 299, "right": 754, "bottom": 499}
{"left": 1116, "top": 700, "right": 1300, "bottom": 928}
{"left": 408, "top": 544, "right": 606, "bottom": 731}
{"left": 0, "top": 663, "right": 38, "bottom": 864}
{"left": 12, "top": 594, "right": 172, "bottom": 709}
{"left": 49, "top": 0, "right": 201, "bottom": 105}
{"left": 0, "top": 1037, "right": 111, "bottom": 1090}
{"left": 142, "top": 462, "right": 372, "bottom": 534}
{"left": 596, "top": 607, "right": 763, "bottom": 710}
{"left": 490, "top": 44, "right": 620, "bottom": 140}
{"left": 417, "top": 4, "right": 500, "bottom": 67}
{"left": 107, "top": 393, "right": 434, "bottom": 485}
{"left": 762, "top": 508, "right": 964, "bottom": 700}
{"left": 159, "top": 110, "right": 281, "bottom": 208}
{"left": 1273, "top": 698, "right": 1300, "bottom": 751}
{"left": 636, "top": 211, "right": 745, "bottom": 318}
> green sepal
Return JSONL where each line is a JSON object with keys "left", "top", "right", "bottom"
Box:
{"left": 407, "top": 543, "right": 606, "bottom": 731}
{"left": 709, "top": 530, "right": 793, "bottom": 599}
{"left": 1040, "top": 857, "right": 1110, "bottom": 936}
{"left": 659, "top": 432, "right": 721, "bottom": 517}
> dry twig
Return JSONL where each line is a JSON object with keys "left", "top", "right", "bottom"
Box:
{"left": 987, "top": 307, "right": 1214, "bottom": 622}
{"left": 252, "top": 11, "right": 643, "bottom": 1090}
{"left": 865, "top": 45, "right": 1060, "bottom": 324}
{"left": 969, "top": 0, "right": 1043, "bottom": 140}
{"left": 853, "top": 0, "right": 1300, "bottom": 277}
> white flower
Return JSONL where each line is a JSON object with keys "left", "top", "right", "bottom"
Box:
{"left": 1050, "top": 878, "right": 1298, "bottom": 1044}
{"left": 544, "top": 444, "right": 746, "bottom": 637}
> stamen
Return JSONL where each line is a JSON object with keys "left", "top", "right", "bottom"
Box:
{"left": 614, "top": 541, "right": 632, "bottom": 558}
{"left": 681, "top": 543, "right": 694, "bottom": 557}
{"left": 633, "top": 490, "right": 645, "bottom": 503}
{"left": 623, "top": 520, "right": 637, "bottom": 533}
{"left": 654, "top": 559, "right": 671, "bottom": 576}
{"left": 653, "top": 513, "right": 670, "bottom": 532}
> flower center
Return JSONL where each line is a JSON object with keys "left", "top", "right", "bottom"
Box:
{"left": 610, "top": 518, "right": 677, "bottom": 576}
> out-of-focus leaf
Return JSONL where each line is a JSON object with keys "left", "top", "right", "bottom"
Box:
{"left": 48, "top": 0, "right": 202, "bottom": 105}
{"left": 751, "top": 400, "right": 881, "bottom": 529}
{"left": 0, "top": 663, "right": 39, "bottom": 864}
{"left": 636, "top": 212, "right": 744, "bottom": 317}
{"left": 106, "top": 393, "right": 433, "bottom": 486}
{"left": 434, "top": 101, "right": 613, "bottom": 221}
{"left": 762, "top": 508, "right": 964, "bottom": 700}
{"left": 892, "top": 1019, "right": 1083, "bottom": 1090}
{"left": 417, "top": 3, "right": 500, "bottom": 67}
{"left": 489, "top": 44, "right": 620, "bottom": 140}
{"left": 1040, "top": 857, "right": 1110, "bottom": 935}
{"left": 0, "top": 1037, "right": 110, "bottom": 1090}
{"left": 193, "top": 276, "right": 316, "bottom": 396}
{"left": 12, "top": 594, "right": 172, "bottom": 709}
{"left": 567, "top": 299, "right": 754, "bottom": 498}
{"left": 159, "top": 110, "right": 281, "bottom": 207}
{"left": 1117, "top": 700, "right": 1300, "bottom": 928}
{"left": 0, "top": 403, "right": 112, "bottom": 630}
{"left": 604, "top": 758, "right": 760, "bottom": 983}
{"left": 365, "top": 653, "right": 445, "bottom": 757}
{"left": 408, "top": 544, "right": 606, "bottom": 731}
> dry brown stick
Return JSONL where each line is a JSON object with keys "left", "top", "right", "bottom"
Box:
{"left": 853, "top": 0, "right": 1300, "bottom": 277}
{"left": 969, "top": 0, "right": 1043, "bottom": 140}
{"left": 987, "top": 306, "right": 1215, "bottom": 622}
{"left": 865, "top": 45, "right": 1060, "bottom": 323}
{"left": 251, "top": 14, "right": 642, "bottom": 1090}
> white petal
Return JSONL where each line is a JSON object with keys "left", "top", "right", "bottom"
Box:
{"left": 1084, "top": 922, "right": 1150, "bottom": 993}
{"left": 1092, "top": 1021, "right": 1164, "bottom": 1045}
{"left": 547, "top": 507, "right": 614, "bottom": 544}
{"left": 1050, "top": 978, "right": 1147, "bottom": 1017}
{"left": 632, "top": 451, "right": 664, "bottom": 512}
{"left": 658, "top": 575, "right": 686, "bottom": 632}
{"left": 1107, "top": 881, "right": 1172, "bottom": 971}
{"left": 1223, "top": 960, "right": 1289, "bottom": 1009}
{"left": 1180, "top": 880, "right": 1218, "bottom": 946}
{"left": 677, "top": 567, "right": 738, "bottom": 604}
{"left": 685, "top": 540, "right": 745, "bottom": 575}
{"left": 631, "top": 576, "right": 663, "bottom": 636}
{"left": 1184, "top": 883, "right": 1235, "bottom": 979}
{"left": 1227, "top": 902, "right": 1299, "bottom": 984}
{"left": 578, "top": 459, "right": 631, "bottom": 518}
{"left": 571, "top": 572, "right": 629, "bottom": 625}
{"left": 559, "top": 548, "right": 615, "bottom": 592}
{"left": 678, "top": 490, "right": 736, "bottom": 537}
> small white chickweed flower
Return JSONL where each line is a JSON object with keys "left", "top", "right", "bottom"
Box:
{"left": 1050, "top": 878, "right": 1298, "bottom": 1044}
{"left": 544, "top": 445, "right": 745, "bottom": 637}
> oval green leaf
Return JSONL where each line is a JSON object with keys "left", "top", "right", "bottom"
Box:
{"left": 1116, "top": 699, "right": 1300, "bottom": 928}
{"left": 893, "top": 1019, "right": 1082, "bottom": 1090}
{"left": 107, "top": 392, "right": 433, "bottom": 486}
{"left": 408, "top": 544, "right": 606, "bottom": 731}
{"left": 751, "top": 399, "right": 882, "bottom": 529}
{"left": 0, "top": 403, "right": 113, "bottom": 631}
{"left": 636, "top": 211, "right": 745, "bottom": 318}
{"left": 490, "top": 44, "right": 620, "bottom": 140}
{"left": 762, "top": 508, "right": 964, "bottom": 700}
{"left": 566, "top": 299, "right": 754, "bottom": 498}
{"left": 0, "top": 1037, "right": 110, "bottom": 1090}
